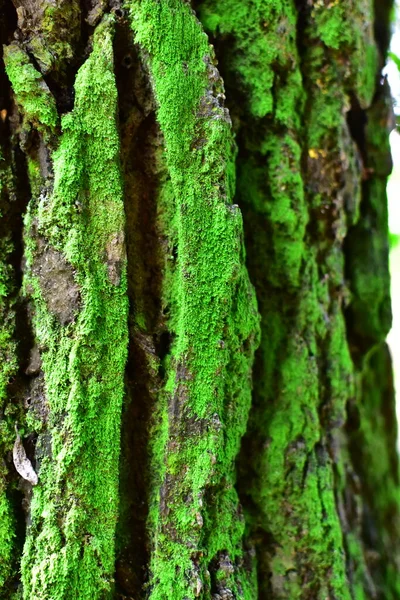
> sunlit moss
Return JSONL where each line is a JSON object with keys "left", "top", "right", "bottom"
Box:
{"left": 128, "top": 1, "right": 260, "bottom": 597}
{"left": 21, "top": 17, "right": 129, "bottom": 599}
{"left": 3, "top": 45, "right": 58, "bottom": 138}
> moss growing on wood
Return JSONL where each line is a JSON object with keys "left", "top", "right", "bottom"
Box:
{"left": 0, "top": 152, "right": 19, "bottom": 596}
{"left": 0, "top": 0, "right": 397, "bottom": 597}
{"left": 196, "top": 0, "right": 396, "bottom": 596}
{"left": 3, "top": 44, "right": 58, "bottom": 138}
{"left": 11, "top": 0, "right": 81, "bottom": 76}
{"left": 21, "top": 16, "right": 129, "bottom": 600}
{"left": 198, "top": 0, "right": 307, "bottom": 291}
{"left": 345, "top": 82, "right": 392, "bottom": 347}
{"left": 349, "top": 344, "right": 400, "bottom": 599}
{"left": 128, "top": 1, "right": 260, "bottom": 598}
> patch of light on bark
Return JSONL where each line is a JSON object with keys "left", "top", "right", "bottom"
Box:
{"left": 384, "top": 0, "right": 400, "bottom": 447}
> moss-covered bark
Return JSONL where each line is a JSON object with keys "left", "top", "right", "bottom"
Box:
{"left": 0, "top": 0, "right": 398, "bottom": 599}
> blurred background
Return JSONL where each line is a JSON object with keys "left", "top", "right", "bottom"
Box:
{"left": 384, "top": 0, "right": 400, "bottom": 435}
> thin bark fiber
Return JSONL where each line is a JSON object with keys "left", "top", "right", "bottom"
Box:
{"left": 0, "top": 0, "right": 398, "bottom": 599}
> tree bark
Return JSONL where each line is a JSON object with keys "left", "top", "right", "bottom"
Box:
{"left": 0, "top": 0, "right": 398, "bottom": 599}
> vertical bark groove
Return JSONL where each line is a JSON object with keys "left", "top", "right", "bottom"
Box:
{"left": 113, "top": 19, "right": 165, "bottom": 597}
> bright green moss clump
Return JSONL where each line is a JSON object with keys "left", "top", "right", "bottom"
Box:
{"left": 128, "top": 1, "right": 260, "bottom": 598}
{"left": 21, "top": 16, "right": 128, "bottom": 600}
{"left": 199, "top": 0, "right": 299, "bottom": 121}
{"left": 3, "top": 44, "right": 58, "bottom": 138}
{"left": 198, "top": 0, "right": 308, "bottom": 289}
{"left": 0, "top": 492, "right": 15, "bottom": 592}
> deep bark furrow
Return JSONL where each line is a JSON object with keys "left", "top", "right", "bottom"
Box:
{"left": 113, "top": 20, "right": 165, "bottom": 597}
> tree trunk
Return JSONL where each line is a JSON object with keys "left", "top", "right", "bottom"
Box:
{"left": 0, "top": 0, "right": 398, "bottom": 599}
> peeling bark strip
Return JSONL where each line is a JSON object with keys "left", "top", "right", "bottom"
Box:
{"left": 0, "top": 0, "right": 398, "bottom": 599}
{"left": 128, "top": 2, "right": 260, "bottom": 598}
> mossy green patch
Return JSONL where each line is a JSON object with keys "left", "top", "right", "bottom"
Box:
{"left": 128, "top": 1, "right": 260, "bottom": 598}
{"left": 199, "top": 0, "right": 298, "bottom": 120}
{"left": 345, "top": 87, "right": 392, "bottom": 345}
{"left": 348, "top": 344, "right": 400, "bottom": 598}
{"left": 21, "top": 16, "right": 129, "bottom": 600}
{"left": 310, "top": 0, "right": 377, "bottom": 107}
{"left": 199, "top": 0, "right": 308, "bottom": 289}
{"left": 0, "top": 131, "right": 20, "bottom": 596}
{"left": 0, "top": 491, "right": 15, "bottom": 591}
{"left": 196, "top": 0, "right": 386, "bottom": 595}
{"left": 40, "top": 2, "right": 81, "bottom": 65}
{"left": 3, "top": 44, "right": 58, "bottom": 138}
{"left": 17, "top": 1, "right": 81, "bottom": 75}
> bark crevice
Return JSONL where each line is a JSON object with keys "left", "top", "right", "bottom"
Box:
{"left": 113, "top": 17, "right": 166, "bottom": 598}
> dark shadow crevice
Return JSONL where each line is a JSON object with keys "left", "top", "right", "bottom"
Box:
{"left": 373, "top": 0, "right": 394, "bottom": 62}
{"left": 0, "top": 1, "right": 39, "bottom": 593}
{"left": 113, "top": 17, "right": 168, "bottom": 599}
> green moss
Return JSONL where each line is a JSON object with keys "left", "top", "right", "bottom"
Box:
{"left": 241, "top": 270, "right": 352, "bottom": 598}
{"left": 0, "top": 0, "right": 393, "bottom": 596}
{"left": 345, "top": 89, "right": 392, "bottom": 345}
{"left": 301, "top": 0, "right": 378, "bottom": 149}
{"left": 3, "top": 44, "right": 58, "bottom": 138}
{"left": 0, "top": 131, "right": 19, "bottom": 596}
{"left": 197, "top": 0, "right": 349, "bottom": 590}
{"left": 41, "top": 3, "right": 81, "bottom": 64}
{"left": 199, "top": 0, "right": 299, "bottom": 120}
{"left": 310, "top": 0, "right": 377, "bottom": 107}
{"left": 0, "top": 491, "right": 15, "bottom": 591}
{"left": 312, "top": 2, "right": 348, "bottom": 50}
{"left": 196, "top": 0, "right": 387, "bottom": 595}
{"left": 347, "top": 344, "right": 400, "bottom": 598}
{"left": 27, "top": 157, "right": 42, "bottom": 200}
{"left": 21, "top": 16, "right": 129, "bottom": 599}
{"left": 0, "top": 235, "right": 17, "bottom": 402}
{"left": 128, "top": 1, "right": 260, "bottom": 597}
{"left": 198, "top": 0, "right": 308, "bottom": 289}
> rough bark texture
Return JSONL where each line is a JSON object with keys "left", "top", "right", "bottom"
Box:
{"left": 0, "top": 0, "right": 398, "bottom": 599}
